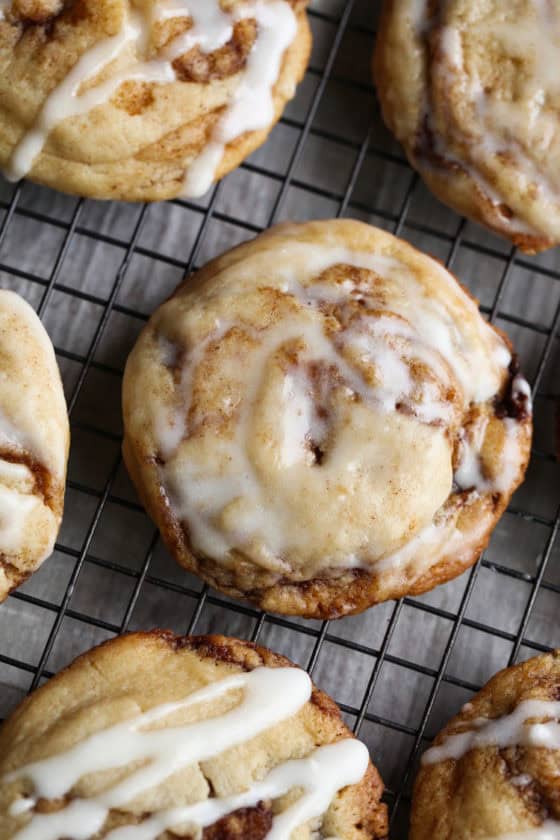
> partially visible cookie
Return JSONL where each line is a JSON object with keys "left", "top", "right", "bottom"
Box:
{"left": 0, "top": 290, "right": 68, "bottom": 601}
{"left": 0, "top": 631, "right": 388, "bottom": 839}
{"left": 375, "top": 0, "right": 560, "bottom": 252}
{"left": 412, "top": 651, "right": 560, "bottom": 839}
{"left": 0, "top": 0, "right": 311, "bottom": 201}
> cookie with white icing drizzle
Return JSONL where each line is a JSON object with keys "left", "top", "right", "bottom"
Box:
{"left": 122, "top": 219, "right": 532, "bottom": 618}
{"left": 0, "top": 631, "right": 388, "bottom": 840}
{"left": 375, "top": 0, "right": 560, "bottom": 253}
{"left": 0, "top": 0, "right": 311, "bottom": 201}
{"left": 411, "top": 650, "right": 560, "bottom": 839}
{"left": 0, "top": 290, "right": 69, "bottom": 602}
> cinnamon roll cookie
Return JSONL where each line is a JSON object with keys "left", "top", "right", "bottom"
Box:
{"left": 0, "top": 0, "right": 311, "bottom": 201}
{"left": 411, "top": 651, "right": 560, "bottom": 839}
{"left": 122, "top": 219, "right": 532, "bottom": 619}
{"left": 0, "top": 632, "right": 388, "bottom": 839}
{"left": 0, "top": 290, "right": 69, "bottom": 602}
{"left": 375, "top": 0, "right": 560, "bottom": 252}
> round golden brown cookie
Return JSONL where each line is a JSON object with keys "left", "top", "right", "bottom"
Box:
{"left": 0, "top": 290, "right": 69, "bottom": 602}
{"left": 122, "top": 218, "right": 532, "bottom": 618}
{"left": 411, "top": 650, "right": 560, "bottom": 839}
{"left": 0, "top": 0, "right": 311, "bottom": 201}
{"left": 374, "top": 0, "right": 560, "bottom": 253}
{"left": 0, "top": 631, "right": 388, "bottom": 839}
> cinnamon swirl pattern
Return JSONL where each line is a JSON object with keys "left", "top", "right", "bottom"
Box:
{"left": 0, "top": 0, "right": 310, "bottom": 201}
{"left": 412, "top": 651, "right": 560, "bottom": 839}
{"left": 0, "top": 291, "right": 69, "bottom": 603}
{"left": 0, "top": 632, "right": 388, "bottom": 839}
{"left": 375, "top": 0, "right": 560, "bottom": 252}
{"left": 122, "top": 219, "right": 532, "bottom": 618}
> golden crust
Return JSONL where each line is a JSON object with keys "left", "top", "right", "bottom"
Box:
{"left": 0, "top": 291, "right": 69, "bottom": 602}
{"left": 0, "top": 631, "right": 388, "bottom": 839}
{"left": 374, "top": 0, "right": 560, "bottom": 253}
{"left": 0, "top": 0, "right": 311, "bottom": 201}
{"left": 411, "top": 650, "right": 560, "bottom": 839}
{"left": 122, "top": 219, "right": 532, "bottom": 619}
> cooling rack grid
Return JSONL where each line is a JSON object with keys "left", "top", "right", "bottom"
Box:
{"left": 0, "top": 0, "right": 559, "bottom": 834}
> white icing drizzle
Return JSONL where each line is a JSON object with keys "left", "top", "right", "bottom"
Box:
{"left": 276, "top": 247, "right": 513, "bottom": 404}
{"left": 0, "top": 0, "right": 10, "bottom": 22}
{"left": 376, "top": 517, "right": 455, "bottom": 574}
{"left": 0, "top": 290, "right": 67, "bottom": 480}
{"left": 455, "top": 373, "right": 531, "bottom": 495}
{"left": 430, "top": 1, "right": 560, "bottom": 234}
{"left": 0, "top": 459, "right": 33, "bottom": 484}
{"left": 0, "top": 291, "right": 67, "bottom": 567}
{"left": 183, "top": 1, "right": 297, "bottom": 197}
{"left": 494, "top": 418, "right": 524, "bottom": 494}
{"left": 454, "top": 417, "right": 525, "bottom": 495}
{"left": 156, "top": 320, "right": 233, "bottom": 460}
{"left": 8, "top": 799, "right": 35, "bottom": 817}
{"left": 280, "top": 367, "right": 318, "bottom": 468}
{"left": 4, "top": 13, "right": 171, "bottom": 184}
{"left": 5, "top": 666, "right": 369, "bottom": 840}
{"left": 423, "top": 699, "right": 560, "bottom": 839}
{"left": 161, "top": 313, "right": 407, "bottom": 567}
{"left": 422, "top": 699, "right": 560, "bottom": 765}
{"left": 454, "top": 414, "right": 490, "bottom": 491}
{"left": 513, "top": 374, "right": 533, "bottom": 414}
{"left": 407, "top": 0, "right": 429, "bottom": 32}
{"left": 153, "top": 0, "right": 232, "bottom": 49}
{"left": 0, "top": 484, "right": 40, "bottom": 555}
{"left": 103, "top": 741, "right": 369, "bottom": 840}
{"left": 510, "top": 774, "right": 533, "bottom": 787}
{"left": 0, "top": 408, "right": 36, "bottom": 459}
{"left": 152, "top": 243, "right": 528, "bottom": 577}
{"left": 3, "top": 0, "right": 298, "bottom": 197}
{"left": 376, "top": 502, "right": 493, "bottom": 579}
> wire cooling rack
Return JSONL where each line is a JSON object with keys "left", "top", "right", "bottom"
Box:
{"left": 0, "top": 0, "right": 559, "bottom": 835}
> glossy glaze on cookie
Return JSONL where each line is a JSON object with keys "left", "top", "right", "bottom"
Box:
{"left": 150, "top": 246, "right": 521, "bottom": 571}
{"left": 5, "top": 668, "right": 369, "bottom": 839}
{"left": 412, "top": 651, "right": 560, "bottom": 839}
{"left": 0, "top": 1, "right": 311, "bottom": 200}
{"left": 122, "top": 219, "right": 532, "bottom": 617}
{"left": 0, "top": 632, "right": 387, "bottom": 839}
{"left": 0, "top": 291, "right": 69, "bottom": 601}
{"left": 375, "top": 0, "right": 560, "bottom": 251}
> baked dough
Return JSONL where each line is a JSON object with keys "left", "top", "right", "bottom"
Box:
{"left": 411, "top": 650, "right": 560, "bottom": 839}
{"left": 0, "top": 631, "right": 388, "bottom": 839}
{"left": 0, "top": 0, "right": 311, "bottom": 201}
{"left": 0, "top": 290, "right": 69, "bottom": 602}
{"left": 122, "top": 219, "right": 532, "bottom": 618}
{"left": 375, "top": 0, "right": 560, "bottom": 252}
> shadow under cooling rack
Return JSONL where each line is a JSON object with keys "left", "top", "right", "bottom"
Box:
{"left": 0, "top": 0, "right": 560, "bottom": 835}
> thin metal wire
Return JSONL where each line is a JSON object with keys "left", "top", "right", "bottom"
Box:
{"left": 0, "top": 0, "right": 558, "bottom": 831}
